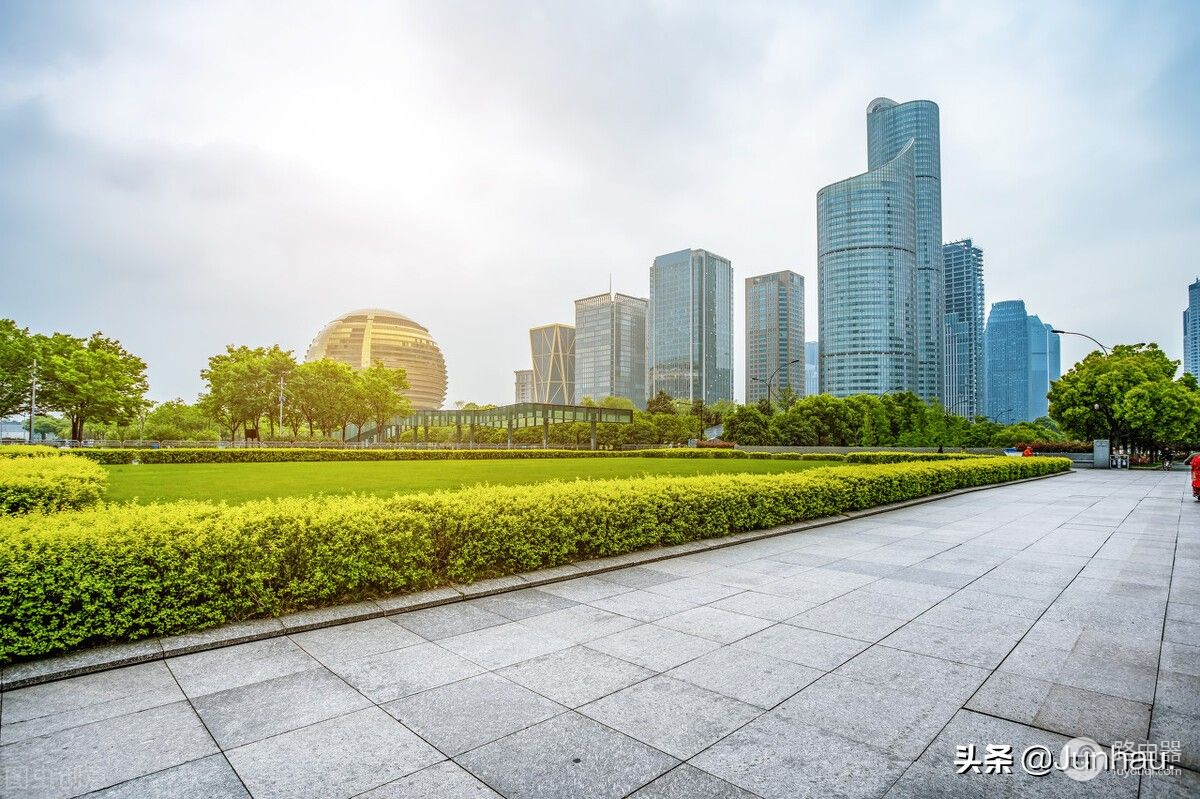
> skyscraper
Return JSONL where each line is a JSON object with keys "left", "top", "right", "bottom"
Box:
{"left": 648, "top": 248, "right": 733, "bottom": 403}
{"left": 984, "top": 300, "right": 1061, "bottom": 423}
{"left": 1185, "top": 279, "right": 1200, "bottom": 377}
{"left": 745, "top": 271, "right": 805, "bottom": 404}
{"left": 514, "top": 369, "right": 534, "bottom": 403}
{"left": 867, "top": 98, "right": 944, "bottom": 402}
{"left": 818, "top": 138, "right": 917, "bottom": 397}
{"left": 805, "top": 341, "right": 819, "bottom": 395}
{"left": 574, "top": 291, "right": 648, "bottom": 408}
{"left": 942, "top": 239, "right": 985, "bottom": 417}
{"left": 529, "top": 324, "right": 575, "bottom": 404}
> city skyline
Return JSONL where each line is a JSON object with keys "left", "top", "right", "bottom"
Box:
{"left": 2, "top": 3, "right": 1197, "bottom": 405}
{"left": 943, "top": 239, "right": 986, "bottom": 418}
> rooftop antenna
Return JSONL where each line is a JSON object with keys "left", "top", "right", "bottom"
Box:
{"left": 608, "top": 273, "right": 612, "bottom": 297}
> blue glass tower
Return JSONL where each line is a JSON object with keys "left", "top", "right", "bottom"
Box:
{"left": 943, "top": 240, "right": 985, "bottom": 418}
{"left": 1185, "top": 279, "right": 1200, "bottom": 378}
{"left": 867, "top": 98, "right": 943, "bottom": 402}
{"left": 818, "top": 139, "right": 918, "bottom": 396}
{"left": 985, "top": 300, "right": 1060, "bottom": 423}
{"left": 648, "top": 248, "right": 733, "bottom": 403}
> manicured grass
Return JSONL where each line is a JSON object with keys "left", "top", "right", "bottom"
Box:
{"left": 102, "top": 457, "right": 838, "bottom": 504}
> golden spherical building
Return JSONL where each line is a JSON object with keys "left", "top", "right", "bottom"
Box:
{"left": 306, "top": 309, "right": 447, "bottom": 410}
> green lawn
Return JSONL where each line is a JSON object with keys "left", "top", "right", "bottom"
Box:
{"left": 102, "top": 457, "right": 837, "bottom": 504}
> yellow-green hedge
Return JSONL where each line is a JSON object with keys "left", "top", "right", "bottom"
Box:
{"left": 0, "top": 454, "right": 108, "bottom": 515}
{"left": 0, "top": 457, "right": 1069, "bottom": 661}
{"left": 0, "top": 445, "right": 62, "bottom": 459}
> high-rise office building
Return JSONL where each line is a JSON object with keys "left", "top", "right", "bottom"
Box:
{"left": 805, "top": 341, "right": 819, "bottom": 395}
{"left": 574, "top": 291, "right": 648, "bottom": 408}
{"left": 1185, "top": 279, "right": 1200, "bottom": 377}
{"left": 529, "top": 324, "right": 575, "bottom": 404}
{"left": 867, "top": 98, "right": 944, "bottom": 402}
{"left": 648, "top": 248, "right": 733, "bottom": 403}
{"left": 745, "top": 271, "right": 805, "bottom": 403}
{"left": 984, "top": 300, "right": 1060, "bottom": 423}
{"left": 818, "top": 137, "right": 918, "bottom": 397}
{"left": 514, "top": 369, "right": 534, "bottom": 403}
{"left": 942, "top": 240, "right": 985, "bottom": 417}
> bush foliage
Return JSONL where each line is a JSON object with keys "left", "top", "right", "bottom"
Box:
{"left": 0, "top": 456, "right": 1070, "bottom": 660}
{"left": 0, "top": 454, "right": 108, "bottom": 515}
{"left": 0, "top": 445, "right": 61, "bottom": 459}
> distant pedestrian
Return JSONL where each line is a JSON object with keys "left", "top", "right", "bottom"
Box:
{"left": 1022, "top": 446, "right": 1033, "bottom": 457}
{"left": 937, "top": 445, "right": 944, "bottom": 454}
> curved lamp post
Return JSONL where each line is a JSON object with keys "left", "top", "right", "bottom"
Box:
{"left": 751, "top": 358, "right": 801, "bottom": 407}
{"left": 1050, "top": 329, "right": 1109, "bottom": 355}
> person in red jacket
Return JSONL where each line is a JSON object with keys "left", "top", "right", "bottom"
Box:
{"left": 1022, "top": 446, "right": 1033, "bottom": 457}
{"left": 1188, "top": 453, "right": 1200, "bottom": 501}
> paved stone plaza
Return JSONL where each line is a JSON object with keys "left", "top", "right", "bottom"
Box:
{"left": 1, "top": 469, "right": 1197, "bottom": 798}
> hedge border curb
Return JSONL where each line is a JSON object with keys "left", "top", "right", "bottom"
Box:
{"left": 0, "top": 468, "right": 1073, "bottom": 691}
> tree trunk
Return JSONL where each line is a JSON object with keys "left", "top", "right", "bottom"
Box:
{"left": 71, "top": 415, "right": 84, "bottom": 442}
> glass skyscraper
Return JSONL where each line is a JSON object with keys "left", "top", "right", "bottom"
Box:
{"left": 805, "top": 341, "right": 819, "bottom": 395}
{"left": 574, "top": 291, "right": 648, "bottom": 408}
{"left": 817, "top": 137, "right": 918, "bottom": 397}
{"left": 984, "top": 300, "right": 1061, "bottom": 423}
{"left": 942, "top": 240, "right": 985, "bottom": 417}
{"left": 1185, "top": 279, "right": 1200, "bottom": 377}
{"left": 745, "top": 271, "right": 805, "bottom": 404}
{"left": 867, "top": 98, "right": 943, "bottom": 402}
{"left": 648, "top": 248, "right": 733, "bottom": 403}
{"left": 529, "top": 323, "right": 575, "bottom": 404}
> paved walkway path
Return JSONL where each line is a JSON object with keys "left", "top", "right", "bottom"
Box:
{"left": 1, "top": 470, "right": 1196, "bottom": 798}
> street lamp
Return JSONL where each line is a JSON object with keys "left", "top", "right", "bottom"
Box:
{"left": 1050, "top": 329, "right": 1109, "bottom": 355}
{"left": 751, "top": 359, "right": 801, "bottom": 407}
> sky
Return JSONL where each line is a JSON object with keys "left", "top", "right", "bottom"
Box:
{"left": 2, "top": 0, "right": 1198, "bottom": 406}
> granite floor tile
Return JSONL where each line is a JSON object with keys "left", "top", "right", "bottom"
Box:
{"left": 328, "top": 642, "right": 484, "bottom": 703}
{"left": 655, "top": 606, "right": 773, "bottom": 644}
{"left": 456, "top": 713, "right": 677, "bottom": 799}
{"left": 471, "top": 588, "right": 578, "bottom": 621}
{"left": 167, "top": 637, "right": 319, "bottom": 698}
{"left": 357, "top": 759, "right": 501, "bottom": 798}
{"left": 392, "top": 604, "right": 509, "bottom": 640}
{"left": 587, "top": 589, "right": 699, "bottom": 622}
{"left": 627, "top": 763, "right": 760, "bottom": 799}
{"left": 667, "top": 646, "right": 822, "bottom": 709}
{"left": 439, "top": 623, "right": 572, "bottom": 670}
{"left": 289, "top": 618, "right": 423, "bottom": 665}
{"left": 585, "top": 624, "right": 721, "bottom": 672}
{"left": 518, "top": 604, "right": 640, "bottom": 644}
{"left": 498, "top": 645, "right": 654, "bottom": 708}
{"left": 734, "top": 624, "right": 868, "bottom": 671}
{"left": 225, "top": 707, "right": 441, "bottom": 799}
{"left": 84, "top": 754, "right": 249, "bottom": 799}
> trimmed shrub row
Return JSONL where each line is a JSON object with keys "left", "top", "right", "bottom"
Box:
{"left": 0, "top": 454, "right": 108, "bottom": 515}
{"left": 70, "top": 446, "right": 992, "bottom": 465}
{"left": 0, "top": 445, "right": 62, "bottom": 459}
{"left": 0, "top": 456, "right": 1071, "bottom": 660}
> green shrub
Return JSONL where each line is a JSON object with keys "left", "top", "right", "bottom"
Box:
{"left": 844, "top": 451, "right": 983, "bottom": 464}
{"left": 0, "top": 456, "right": 1069, "bottom": 661}
{"left": 71, "top": 447, "right": 763, "bottom": 465}
{"left": 771, "top": 453, "right": 847, "bottom": 462}
{"left": 0, "top": 454, "right": 108, "bottom": 515}
{"left": 0, "top": 445, "right": 62, "bottom": 459}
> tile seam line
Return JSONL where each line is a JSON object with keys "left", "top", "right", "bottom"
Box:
{"left": 0, "top": 470, "right": 1073, "bottom": 692}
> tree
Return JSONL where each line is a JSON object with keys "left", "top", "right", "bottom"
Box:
{"left": 724, "top": 406, "right": 770, "bottom": 445}
{"left": 646, "top": 390, "right": 676, "bottom": 415}
{"left": 0, "top": 319, "right": 35, "bottom": 418}
{"left": 776, "top": 385, "right": 799, "bottom": 413}
{"left": 142, "top": 399, "right": 219, "bottom": 441}
{"left": 770, "top": 406, "right": 817, "bottom": 445}
{"left": 37, "top": 332, "right": 149, "bottom": 441}
{"left": 200, "top": 345, "right": 297, "bottom": 440}
{"left": 1048, "top": 344, "right": 1185, "bottom": 451}
{"left": 357, "top": 361, "right": 412, "bottom": 442}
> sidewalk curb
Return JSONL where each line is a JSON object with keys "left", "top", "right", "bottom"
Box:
{"left": 0, "top": 469, "right": 1074, "bottom": 691}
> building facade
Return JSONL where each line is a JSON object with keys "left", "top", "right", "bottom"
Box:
{"left": 817, "top": 137, "right": 918, "bottom": 397}
{"left": 648, "top": 248, "right": 734, "bottom": 403}
{"left": 574, "top": 291, "right": 648, "bottom": 408}
{"left": 942, "top": 239, "right": 985, "bottom": 417}
{"left": 513, "top": 369, "right": 534, "bottom": 403}
{"left": 1185, "top": 279, "right": 1200, "bottom": 377}
{"left": 984, "top": 300, "right": 1061, "bottom": 423}
{"left": 805, "top": 341, "right": 819, "bottom": 395}
{"left": 306, "top": 308, "right": 448, "bottom": 410}
{"left": 867, "top": 98, "right": 943, "bottom": 402}
{"left": 529, "top": 323, "right": 575, "bottom": 404}
{"left": 745, "top": 271, "right": 805, "bottom": 403}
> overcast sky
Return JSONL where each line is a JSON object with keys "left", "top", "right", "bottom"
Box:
{"left": 3, "top": 0, "right": 1198, "bottom": 405}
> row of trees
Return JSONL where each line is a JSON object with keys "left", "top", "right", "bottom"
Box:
{"left": 1, "top": 320, "right": 148, "bottom": 441}
{"left": 198, "top": 346, "right": 411, "bottom": 441}
{"left": 720, "top": 390, "right": 1068, "bottom": 448}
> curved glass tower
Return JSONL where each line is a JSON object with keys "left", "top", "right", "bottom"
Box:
{"left": 867, "top": 98, "right": 943, "bottom": 402}
{"left": 817, "top": 140, "right": 918, "bottom": 395}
